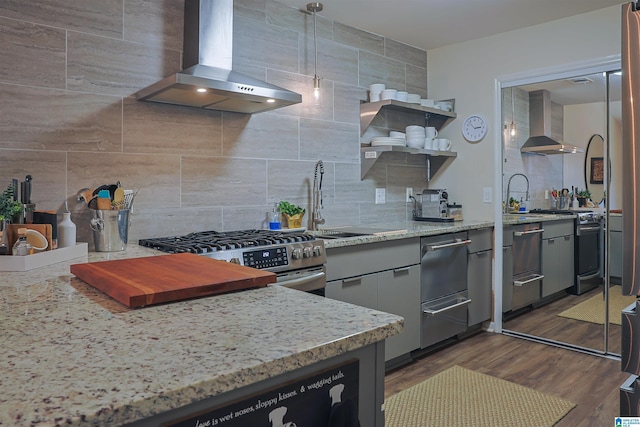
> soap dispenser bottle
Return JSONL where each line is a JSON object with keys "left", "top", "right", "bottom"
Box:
{"left": 269, "top": 203, "right": 282, "bottom": 230}
{"left": 58, "top": 201, "right": 76, "bottom": 248}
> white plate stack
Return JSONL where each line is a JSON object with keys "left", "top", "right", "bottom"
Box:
{"left": 407, "top": 94, "right": 421, "bottom": 104}
{"left": 371, "top": 137, "right": 406, "bottom": 147}
{"left": 405, "top": 125, "right": 425, "bottom": 148}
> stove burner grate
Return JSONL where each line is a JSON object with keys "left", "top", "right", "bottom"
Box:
{"left": 139, "top": 229, "right": 316, "bottom": 254}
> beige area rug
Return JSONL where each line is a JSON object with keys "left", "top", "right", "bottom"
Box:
{"left": 384, "top": 365, "right": 575, "bottom": 427}
{"left": 557, "top": 286, "right": 636, "bottom": 325}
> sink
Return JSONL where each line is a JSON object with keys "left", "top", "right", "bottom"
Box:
{"left": 313, "top": 226, "right": 408, "bottom": 239}
{"left": 313, "top": 230, "right": 372, "bottom": 239}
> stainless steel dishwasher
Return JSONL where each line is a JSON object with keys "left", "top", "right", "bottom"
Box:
{"left": 420, "top": 232, "right": 471, "bottom": 349}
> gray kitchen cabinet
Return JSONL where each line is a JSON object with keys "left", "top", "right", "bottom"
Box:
{"left": 541, "top": 219, "right": 574, "bottom": 297}
{"left": 326, "top": 273, "right": 378, "bottom": 309}
{"left": 325, "top": 238, "right": 421, "bottom": 361}
{"left": 467, "top": 228, "right": 493, "bottom": 326}
{"left": 378, "top": 265, "right": 420, "bottom": 360}
{"left": 610, "top": 215, "right": 622, "bottom": 282}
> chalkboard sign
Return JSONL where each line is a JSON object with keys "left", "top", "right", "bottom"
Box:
{"left": 166, "top": 359, "right": 360, "bottom": 427}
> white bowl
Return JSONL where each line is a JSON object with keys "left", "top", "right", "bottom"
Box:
{"left": 380, "top": 89, "right": 397, "bottom": 100}
{"left": 405, "top": 125, "right": 424, "bottom": 133}
{"left": 406, "top": 138, "right": 425, "bottom": 148}
{"left": 389, "top": 131, "right": 405, "bottom": 138}
{"left": 396, "top": 91, "right": 408, "bottom": 102}
{"left": 369, "top": 83, "right": 385, "bottom": 93}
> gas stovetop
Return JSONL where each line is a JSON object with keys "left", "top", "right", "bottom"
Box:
{"left": 528, "top": 209, "right": 602, "bottom": 224}
{"left": 139, "top": 230, "right": 325, "bottom": 273}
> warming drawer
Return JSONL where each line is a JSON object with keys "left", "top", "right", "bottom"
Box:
{"left": 420, "top": 291, "right": 470, "bottom": 349}
{"left": 621, "top": 375, "right": 640, "bottom": 416}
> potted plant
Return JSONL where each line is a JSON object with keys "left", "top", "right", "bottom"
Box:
{"left": 0, "top": 183, "right": 22, "bottom": 224}
{"left": 278, "top": 201, "right": 305, "bottom": 228}
{"left": 577, "top": 189, "right": 591, "bottom": 207}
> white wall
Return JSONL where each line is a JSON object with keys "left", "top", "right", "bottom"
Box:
{"left": 426, "top": 5, "right": 621, "bottom": 221}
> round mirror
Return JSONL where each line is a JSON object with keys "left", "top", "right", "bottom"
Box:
{"left": 584, "top": 134, "right": 605, "bottom": 205}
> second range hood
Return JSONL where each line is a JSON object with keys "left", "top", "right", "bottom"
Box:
{"left": 520, "top": 90, "right": 583, "bottom": 154}
{"left": 135, "top": 0, "right": 302, "bottom": 114}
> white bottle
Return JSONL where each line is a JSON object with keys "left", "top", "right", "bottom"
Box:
{"left": 58, "top": 209, "right": 76, "bottom": 248}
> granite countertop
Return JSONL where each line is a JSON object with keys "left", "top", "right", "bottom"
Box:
{"left": 1, "top": 246, "right": 403, "bottom": 426}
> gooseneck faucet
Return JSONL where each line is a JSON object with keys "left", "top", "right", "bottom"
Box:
{"left": 311, "top": 160, "right": 325, "bottom": 230}
{"left": 505, "top": 173, "right": 530, "bottom": 213}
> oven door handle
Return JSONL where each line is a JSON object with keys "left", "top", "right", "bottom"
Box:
{"left": 513, "top": 229, "right": 544, "bottom": 236}
{"left": 577, "top": 225, "right": 601, "bottom": 233}
{"left": 276, "top": 271, "right": 326, "bottom": 290}
{"left": 423, "top": 239, "right": 472, "bottom": 252}
{"left": 514, "top": 274, "right": 544, "bottom": 287}
{"left": 422, "top": 297, "right": 471, "bottom": 316}
{"left": 578, "top": 271, "right": 601, "bottom": 281}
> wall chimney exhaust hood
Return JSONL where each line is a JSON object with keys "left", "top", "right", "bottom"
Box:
{"left": 520, "top": 89, "right": 583, "bottom": 154}
{"left": 135, "top": 0, "right": 302, "bottom": 114}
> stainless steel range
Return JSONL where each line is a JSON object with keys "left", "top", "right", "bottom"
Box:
{"left": 530, "top": 209, "right": 604, "bottom": 295}
{"left": 139, "top": 230, "right": 327, "bottom": 294}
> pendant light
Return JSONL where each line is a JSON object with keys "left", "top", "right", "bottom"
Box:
{"left": 510, "top": 87, "right": 517, "bottom": 142}
{"left": 307, "top": 2, "right": 323, "bottom": 104}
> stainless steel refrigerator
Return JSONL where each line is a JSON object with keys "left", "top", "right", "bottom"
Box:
{"left": 620, "top": 1, "right": 640, "bottom": 415}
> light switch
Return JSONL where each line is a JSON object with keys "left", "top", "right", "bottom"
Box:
{"left": 375, "top": 188, "right": 386, "bottom": 204}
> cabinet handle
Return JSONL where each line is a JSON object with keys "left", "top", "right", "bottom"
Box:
{"left": 423, "top": 297, "right": 471, "bottom": 316}
{"left": 514, "top": 229, "right": 544, "bottom": 236}
{"left": 514, "top": 274, "right": 544, "bottom": 287}
{"left": 393, "top": 266, "right": 411, "bottom": 274}
{"left": 423, "top": 239, "right": 471, "bottom": 252}
{"left": 342, "top": 277, "right": 362, "bottom": 285}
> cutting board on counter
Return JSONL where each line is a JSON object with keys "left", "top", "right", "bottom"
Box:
{"left": 70, "top": 253, "right": 276, "bottom": 308}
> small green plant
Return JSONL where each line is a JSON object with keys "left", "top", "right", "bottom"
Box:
{"left": 278, "top": 201, "right": 305, "bottom": 216}
{"left": 0, "top": 183, "right": 22, "bottom": 221}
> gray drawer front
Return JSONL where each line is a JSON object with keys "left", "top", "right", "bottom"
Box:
{"left": 468, "top": 228, "right": 492, "bottom": 253}
{"left": 622, "top": 301, "right": 640, "bottom": 375}
{"left": 542, "top": 219, "right": 574, "bottom": 239}
{"left": 326, "top": 237, "right": 419, "bottom": 281}
{"left": 420, "top": 291, "right": 469, "bottom": 348}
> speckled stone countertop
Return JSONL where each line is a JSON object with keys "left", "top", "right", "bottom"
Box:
{"left": 1, "top": 246, "right": 403, "bottom": 426}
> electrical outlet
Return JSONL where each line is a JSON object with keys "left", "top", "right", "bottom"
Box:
{"left": 406, "top": 187, "right": 413, "bottom": 202}
{"left": 482, "top": 187, "right": 492, "bottom": 203}
{"left": 375, "top": 188, "right": 386, "bottom": 204}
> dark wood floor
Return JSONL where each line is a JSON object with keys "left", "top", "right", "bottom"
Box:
{"left": 384, "top": 332, "right": 627, "bottom": 426}
{"left": 504, "top": 285, "right": 622, "bottom": 354}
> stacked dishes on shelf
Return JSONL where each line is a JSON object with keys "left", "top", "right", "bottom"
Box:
{"left": 405, "top": 125, "right": 426, "bottom": 148}
{"left": 370, "top": 137, "right": 405, "bottom": 147}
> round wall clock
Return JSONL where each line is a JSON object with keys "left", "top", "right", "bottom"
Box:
{"left": 462, "top": 115, "right": 488, "bottom": 142}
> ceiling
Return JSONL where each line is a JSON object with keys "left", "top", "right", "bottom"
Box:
{"left": 280, "top": 0, "right": 627, "bottom": 51}
{"left": 279, "top": 0, "right": 628, "bottom": 106}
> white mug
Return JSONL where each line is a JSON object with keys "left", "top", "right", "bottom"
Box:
{"left": 425, "top": 127, "right": 438, "bottom": 138}
{"left": 424, "top": 137, "right": 435, "bottom": 150}
{"left": 437, "top": 138, "right": 451, "bottom": 151}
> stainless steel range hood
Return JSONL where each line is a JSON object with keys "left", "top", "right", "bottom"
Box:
{"left": 520, "top": 90, "right": 583, "bottom": 154}
{"left": 135, "top": 0, "right": 302, "bottom": 114}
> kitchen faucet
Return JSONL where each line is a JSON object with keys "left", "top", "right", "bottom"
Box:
{"left": 505, "top": 173, "right": 530, "bottom": 213}
{"left": 311, "top": 160, "right": 325, "bottom": 230}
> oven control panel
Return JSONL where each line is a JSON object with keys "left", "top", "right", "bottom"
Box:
{"left": 243, "top": 246, "right": 289, "bottom": 269}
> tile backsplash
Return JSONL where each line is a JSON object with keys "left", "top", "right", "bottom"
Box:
{"left": 0, "top": 0, "right": 429, "bottom": 247}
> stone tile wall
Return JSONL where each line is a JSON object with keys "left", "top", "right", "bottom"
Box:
{"left": 0, "top": 0, "right": 429, "bottom": 246}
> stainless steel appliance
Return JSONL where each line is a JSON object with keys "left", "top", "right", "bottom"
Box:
{"left": 622, "top": 2, "right": 640, "bottom": 415}
{"left": 139, "top": 229, "right": 326, "bottom": 294}
{"left": 419, "top": 232, "right": 471, "bottom": 348}
{"left": 412, "top": 189, "right": 454, "bottom": 222}
{"left": 503, "top": 223, "right": 544, "bottom": 312}
{"left": 529, "top": 209, "right": 603, "bottom": 295}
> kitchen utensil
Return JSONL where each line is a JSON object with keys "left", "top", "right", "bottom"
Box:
{"left": 112, "top": 187, "right": 125, "bottom": 209}
{"left": 69, "top": 253, "right": 277, "bottom": 308}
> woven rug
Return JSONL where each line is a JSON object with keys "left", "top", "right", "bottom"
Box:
{"left": 384, "top": 365, "right": 575, "bottom": 427}
{"left": 557, "top": 286, "right": 636, "bottom": 325}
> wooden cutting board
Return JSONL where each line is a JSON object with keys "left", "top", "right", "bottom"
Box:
{"left": 70, "top": 253, "right": 276, "bottom": 308}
